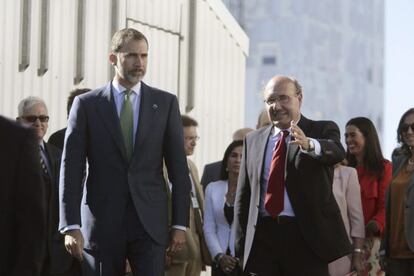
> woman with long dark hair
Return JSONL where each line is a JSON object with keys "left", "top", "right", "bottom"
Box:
{"left": 203, "top": 140, "right": 243, "bottom": 276}
{"left": 345, "top": 117, "right": 392, "bottom": 275}
{"left": 381, "top": 108, "right": 414, "bottom": 275}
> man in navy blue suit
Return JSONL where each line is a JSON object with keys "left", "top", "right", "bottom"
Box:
{"left": 59, "top": 28, "right": 191, "bottom": 276}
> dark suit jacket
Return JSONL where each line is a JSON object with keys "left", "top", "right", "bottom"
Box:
{"left": 0, "top": 116, "right": 46, "bottom": 276}
{"left": 59, "top": 82, "right": 191, "bottom": 250}
{"left": 200, "top": 161, "right": 222, "bottom": 190}
{"left": 234, "top": 115, "right": 352, "bottom": 268}
{"left": 48, "top": 128, "right": 66, "bottom": 150}
{"left": 43, "top": 142, "right": 75, "bottom": 274}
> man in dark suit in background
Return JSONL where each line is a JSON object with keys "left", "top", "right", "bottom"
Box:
{"left": 48, "top": 88, "right": 91, "bottom": 150}
{"left": 233, "top": 75, "right": 352, "bottom": 275}
{"left": 60, "top": 28, "right": 191, "bottom": 276}
{"left": 17, "top": 96, "right": 79, "bottom": 276}
{"left": 0, "top": 115, "right": 46, "bottom": 276}
{"left": 200, "top": 128, "right": 253, "bottom": 190}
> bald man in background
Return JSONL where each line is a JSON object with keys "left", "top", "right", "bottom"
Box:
{"left": 256, "top": 109, "right": 271, "bottom": 129}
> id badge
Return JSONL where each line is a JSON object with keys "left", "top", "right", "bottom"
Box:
{"left": 191, "top": 196, "right": 200, "bottom": 208}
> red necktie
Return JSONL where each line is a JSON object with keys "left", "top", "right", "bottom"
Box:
{"left": 265, "top": 130, "right": 288, "bottom": 218}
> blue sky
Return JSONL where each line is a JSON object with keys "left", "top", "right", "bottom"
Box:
{"left": 383, "top": 0, "right": 414, "bottom": 158}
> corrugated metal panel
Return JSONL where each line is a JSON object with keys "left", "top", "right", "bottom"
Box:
{"left": 0, "top": 0, "right": 248, "bottom": 177}
{"left": 189, "top": 0, "right": 248, "bottom": 170}
{"left": 0, "top": 0, "right": 114, "bottom": 135}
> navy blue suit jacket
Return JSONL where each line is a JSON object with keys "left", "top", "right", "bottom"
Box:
{"left": 59, "top": 82, "right": 191, "bottom": 250}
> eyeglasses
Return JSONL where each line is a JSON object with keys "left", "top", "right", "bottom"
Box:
{"left": 185, "top": 136, "right": 200, "bottom": 142}
{"left": 264, "top": 94, "right": 298, "bottom": 106}
{"left": 20, "top": 115, "right": 49, "bottom": 123}
{"left": 401, "top": 123, "right": 414, "bottom": 133}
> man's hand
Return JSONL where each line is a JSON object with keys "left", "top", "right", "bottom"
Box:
{"left": 290, "top": 123, "right": 310, "bottom": 150}
{"left": 166, "top": 229, "right": 186, "bottom": 254}
{"left": 351, "top": 251, "right": 366, "bottom": 276}
{"left": 64, "top": 229, "right": 84, "bottom": 261}
{"left": 164, "top": 251, "right": 172, "bottom": 269}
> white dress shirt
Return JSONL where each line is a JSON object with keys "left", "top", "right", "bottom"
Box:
{"left": 259, "top": 126, "right": 321, "bottom": 217}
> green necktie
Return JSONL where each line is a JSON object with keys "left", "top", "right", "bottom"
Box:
{"left": 120, "top": 89, "right": 134, "bottom": 160}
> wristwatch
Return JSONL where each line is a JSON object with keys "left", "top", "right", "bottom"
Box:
{"left": 354, "top": 248, "right": 364, "bottom": 254}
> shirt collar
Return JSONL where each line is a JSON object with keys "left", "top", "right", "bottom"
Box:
{"left": 112, "top": 79, "right": 142, "bottom": 96}
{"left": 270, "top": 115, "right": 302, "bottom": 137}
{"left": 271, "top": 126, "right": 291, "bottom": 137}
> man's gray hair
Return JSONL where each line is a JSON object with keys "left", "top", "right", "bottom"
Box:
{"left": 111, "top": 28, "right": 148, "bottom": 53}
{"left": 18, "top": 96, "right": 48, "bottom": 116}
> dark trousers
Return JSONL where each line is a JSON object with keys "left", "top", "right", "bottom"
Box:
{"left": 212, "top": 264, "right": 241, "bottom": 276}
{"left": 81, "top": 199, "right": 166, "bottom": 276}
{"left": 43, "top": 259, "right": 82, "bottom": 276}
{"left": 243, "top": 216, "right": 329, "bottom": 276}
{"left": 386, "top": 258, "right": 414, "bottom": 275}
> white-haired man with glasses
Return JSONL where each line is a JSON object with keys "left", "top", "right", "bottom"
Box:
{"left": 17, "top": 96, "right": 79, "bottom": 276}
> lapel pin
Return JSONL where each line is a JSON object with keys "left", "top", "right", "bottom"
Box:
{"left": 152, "top": 104, "right": 158, "bottom": 110}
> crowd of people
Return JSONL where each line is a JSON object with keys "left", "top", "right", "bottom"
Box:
{"left": 1, "top": 27, "right": 414, "bottom": 276}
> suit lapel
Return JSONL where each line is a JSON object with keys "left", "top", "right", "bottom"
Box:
{"left": 97, "top": 83, "right": 128, "bottom": 161}
{"left": 43, "top": 142, "right": 56, "bottom": 181}
{"left": 286, "top": 143, "right": 299, "bottom": 166}
{"left": 133, "top": 83, "right": 156, "bottom": 157}
{"left": 393, "top": 155, "right": 407, "bottom": 178}
{"left": 257, "top": 126, "right": 272, "bottom": 177}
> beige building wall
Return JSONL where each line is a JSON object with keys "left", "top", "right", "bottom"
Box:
{"left": 0, "top": 0, "right": 248, "bottom": 174}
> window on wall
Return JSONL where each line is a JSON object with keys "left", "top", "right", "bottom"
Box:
{"left": 367, "top": 67, "right": 373, "bottom": 83}
{"left": 259, "top": 42, "right": 279, "bottom": 67}
{"left": 262, "top": 56, "right": 276, "bottom": 65}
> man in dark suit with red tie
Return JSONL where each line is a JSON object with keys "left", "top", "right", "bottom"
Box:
{"left": 233, "top": 75, "right": 352, "bottom": 275}
{"left": 0, "top": 115, "right": 46, "bottom": 276}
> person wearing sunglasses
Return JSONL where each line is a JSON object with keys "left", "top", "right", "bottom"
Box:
{"left": 17, "top": 96, "right": 79, "bottom": 276}
{"left": 380, "top": 108, "right": 414, "bottom": 275}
